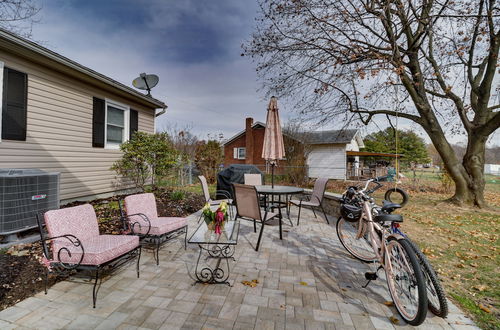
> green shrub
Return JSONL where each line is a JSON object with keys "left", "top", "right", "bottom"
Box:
{"left": 111, "top": 132, "right": 178, "bottom": 191}
{"left": 170, "top": 190, "right": 186, "bottom": 201}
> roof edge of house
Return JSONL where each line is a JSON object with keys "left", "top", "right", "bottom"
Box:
{"left": 222, "top": 121, "right": 266, "bottom": 146}
{"left": 0, "top": 28, "right": 166, "bottom": 109}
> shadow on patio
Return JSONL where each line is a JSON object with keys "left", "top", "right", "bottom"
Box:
{"left": 0, "top": 207, "right": 477, "bottom": 330}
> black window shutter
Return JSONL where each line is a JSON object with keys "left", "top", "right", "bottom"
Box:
{"left": 92, "top": 97, "right": 105, "bottom": 147}
{"left": 129, "top": 109, "right": 138, "bottom": 140}
{"left": 2, "top": 67, "right": 27, "bottom": 141}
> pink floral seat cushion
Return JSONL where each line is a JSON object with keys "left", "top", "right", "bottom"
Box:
{"left": 132, "top": 217, "right": 187, "bottom": 235}
{"left": 45, "top": 204, "right": 99, "bottom": 242}
{"left": 53, "top": 235, "right": 139, "bottom": 265}
{"left": 124, "top": 193, "right": 187, "bottom": 236}
{"left": 44, "top": 204, "right": 139, "bottom": 266}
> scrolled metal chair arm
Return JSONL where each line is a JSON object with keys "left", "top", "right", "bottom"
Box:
{"left": 215, "top": 190, "right": 232, "bottom": 200}
{"left": 41, "top": 234, "right": 85, "bottom": 270}
{"left": 122, "top": 213, "right": 151, "bottom": 236}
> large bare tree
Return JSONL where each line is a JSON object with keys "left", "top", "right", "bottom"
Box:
{"left": 244, "top": 0, "right": 499, "bottom": 207}
{"left": 0, "top": 0, "right": 40, "bottom": 37}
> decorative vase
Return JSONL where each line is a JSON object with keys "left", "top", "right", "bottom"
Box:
{"left": 206, "top": 221, "right": 225, "bottom": 232}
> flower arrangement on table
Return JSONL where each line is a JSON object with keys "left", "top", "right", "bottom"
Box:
{"left": 202, "top": 201, "right": 229, "bottom": 235}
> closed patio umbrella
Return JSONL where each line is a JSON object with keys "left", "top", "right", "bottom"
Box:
{"left": 262, "top": 96, "right": 285, "bottom": 188}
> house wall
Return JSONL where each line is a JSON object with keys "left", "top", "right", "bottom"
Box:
{"left": 346, "top": 138, "right": 361, "bottom": 151}
{"left": 485, "top": 164, "right": 500, "bottom": 175}
{"left": 223, "top": 121, "right": 267, "bottom": 169}
{"left": 307, "top": 144, "right": 346, "bottom": 179}
{"left": 0, "top": 50, "right": 156, "bottom": 202}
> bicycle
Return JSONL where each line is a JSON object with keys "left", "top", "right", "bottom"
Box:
{"left": 390, "top": 222, "right": 448, "bottom": 317}
{"left": 336, "top": 178, "right": 428, "bottom": 325}
{"left": 340, "top": 176, "right": 448, "bottom": 318}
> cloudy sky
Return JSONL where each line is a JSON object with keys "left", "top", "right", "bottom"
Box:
{"left": 25, "top": 0, "right": 498, "bottom": 145}
{"left": 29, "top": 0, "right": 276, "bottom": 141}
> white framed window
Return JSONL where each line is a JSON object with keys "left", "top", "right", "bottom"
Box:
{"left": 105, "top": 99, "right": 129, "bottom": 149}
{"left": 233, "top": 147, "right": 246, "bottom": 159}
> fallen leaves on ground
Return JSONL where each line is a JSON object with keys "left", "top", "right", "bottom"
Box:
{"left": 479, "top": 304, "right": 492, "bottom": 313}
{"left": 472, "top": 285, "right": 488, "bottom": 292}
{"left": 383, "top": 301, "right": 394, "bottom": 306}
{"left": 389, "top": 316, "right": 400, "bottom": 324}
{"left": 241, "top": 279, "right": 259, "bottom": 288}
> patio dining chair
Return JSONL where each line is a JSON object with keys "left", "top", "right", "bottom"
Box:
{"left": 198, "top": 175, "right": 234, "bottom": 221}
{"left": 290, "top": 177, "right": 330, "bottom": 225}
{"left": 120, "top": 193, "right": 188, "bottom": 265}
{"left": 37, "top": 204, "right": 141, "bottom": 308}
{"left": 232, "top": 183, "right": 278, "bottom": 251}
{"left": 244, "top": 173, "right": 263, "bottom": 186}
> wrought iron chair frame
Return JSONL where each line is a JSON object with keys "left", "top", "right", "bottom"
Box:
{"left": 118, "top": 201, "right": 188, "bottom": 265}
{"left": 36, "top": 213, "right": 141, "bottom": 308}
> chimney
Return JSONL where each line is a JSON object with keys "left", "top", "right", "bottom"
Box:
{"left": 245, "top": 117, "right": 254, "bottom": 164}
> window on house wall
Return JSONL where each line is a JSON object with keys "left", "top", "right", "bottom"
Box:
{"left": 92, "top": 97, "right": 136, "bottom": 148}
{"left": 0, "top": 64, "right": 28, "bottom": 141}
{"left": 233, "top": 147, "right": 246, "bottom": 159}
{"left": 106, "top": 102, "right": 128, "bottom": 147}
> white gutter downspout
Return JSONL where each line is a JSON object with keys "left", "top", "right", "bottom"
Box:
{"left": 154, "top": 105, "right": 167, "bottom": 133}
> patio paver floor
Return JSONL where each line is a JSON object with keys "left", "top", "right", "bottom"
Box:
{"left": 0, "top": 207, "right": 478, "bottom": 329}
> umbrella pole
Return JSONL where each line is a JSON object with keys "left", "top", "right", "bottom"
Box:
{"left": 271, "top": 163, "right": 275, "bottom": 188}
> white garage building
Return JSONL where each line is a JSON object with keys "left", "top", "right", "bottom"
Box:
{"left": 305, "top": 129, "right": 364, "bottom": 179}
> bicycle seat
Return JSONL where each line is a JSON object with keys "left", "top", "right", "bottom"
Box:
{"left": 381, "top": 200, "right": 401, "bottom": 213}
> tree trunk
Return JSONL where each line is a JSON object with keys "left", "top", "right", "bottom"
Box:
{"left": 424, "top": 127, "right": 487, "bottom": 207}
{"left": 451, "top": 134, "right": 487, "bottom": 207}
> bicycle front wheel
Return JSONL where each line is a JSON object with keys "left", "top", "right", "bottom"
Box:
{"left": 406, "top": 239, "right": 448, "bottom": 317}
{"left": 385, "top": 237, "right": 427, "bottom": 325}
{"left": 336, "top": 217, "right": 378, "bottom": 262}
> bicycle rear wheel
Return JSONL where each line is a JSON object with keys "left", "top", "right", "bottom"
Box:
{"left": 406, "top": 239, "right": 448, "bottom": 317}
{"left": 336, "top": 217, "right": 377, "bottom": 262}
{"left": 385, "top": 237, "right": 427, "bottom": 325}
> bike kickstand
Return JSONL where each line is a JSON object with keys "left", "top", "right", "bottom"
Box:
{"left": 362, "top": 265, "right": 383, "bottom": 288}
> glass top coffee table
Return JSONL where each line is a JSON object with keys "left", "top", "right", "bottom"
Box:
{"left": 187, "top": 219, "right": 240, "bottom": 286}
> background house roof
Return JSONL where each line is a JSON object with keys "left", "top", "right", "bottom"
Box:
{"left": 222, "top": 121, "right": 266, "bottom": 145}
{"left": 223, "top": 123, "right": 364, "bottom": 148}
{"left": 303, "top": 129, "right": 359, "bottom": 144}
{"left": 0, "top": 28, "right": 166, "bottom": 109}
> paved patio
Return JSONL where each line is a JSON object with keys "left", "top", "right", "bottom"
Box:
{"left": 0, "top": 207, "right": 478, "bottom": 330}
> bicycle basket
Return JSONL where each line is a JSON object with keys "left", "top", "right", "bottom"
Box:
{"left": 340, "top": 204, "right": 362, "bottom": 222}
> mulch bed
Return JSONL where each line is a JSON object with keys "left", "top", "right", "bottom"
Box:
{"left": 0, "top": 187, "right": 204, "bottom": 311}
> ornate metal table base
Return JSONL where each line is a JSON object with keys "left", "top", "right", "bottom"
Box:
{"left": 193, "top": 244, "right": 235, "bottom": 286}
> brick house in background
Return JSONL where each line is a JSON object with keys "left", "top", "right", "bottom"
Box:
{"left": 222, "top": 118, "right": 291, "bottom": 172}
{"left": 223, "top": 117, "right": 365, "bottom": 179}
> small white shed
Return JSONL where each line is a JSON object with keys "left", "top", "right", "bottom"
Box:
{"left": 485, "top": 164, "right": 500, "bottom": 175}
{"left": 306, "top": 130, "right": 364, "bottom": 179}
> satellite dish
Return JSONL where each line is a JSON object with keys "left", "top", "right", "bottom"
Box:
{"left": 132, "top": 73, "right": 159, "bottom": 96}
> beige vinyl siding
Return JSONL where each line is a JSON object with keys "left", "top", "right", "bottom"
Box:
{"left": 0, "top": 51, "right": 156, "bottom": 201}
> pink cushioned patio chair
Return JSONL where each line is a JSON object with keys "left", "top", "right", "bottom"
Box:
{"left": 37, "top": 204, "right": 141, "bottom": 308}
{"left": 120, "top": 193, "right": 188, "bottom": 265}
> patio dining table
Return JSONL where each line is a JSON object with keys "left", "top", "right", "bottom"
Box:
{"left": 255, "top": 185, "right": 304, "bottom": 240}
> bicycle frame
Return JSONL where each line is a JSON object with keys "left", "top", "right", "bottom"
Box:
{"left": 357, "top": 200, "right": 388, "bottom": 265}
